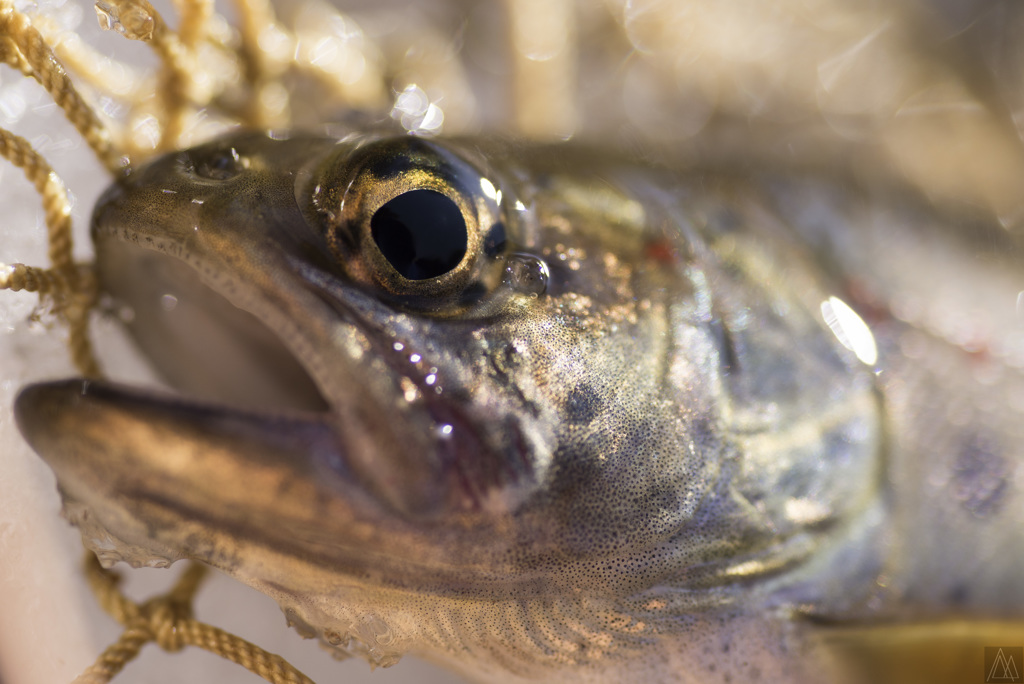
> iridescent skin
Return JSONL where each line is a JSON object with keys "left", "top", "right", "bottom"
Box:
{"left": 15, "top": 130, "right": 1024, "bottom": 683}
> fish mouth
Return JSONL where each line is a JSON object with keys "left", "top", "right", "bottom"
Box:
{"left": 15, "top": 377, "right": 359, "bottom": 570}
{"left": 14, "top": 134, "right": 539, "bottom": 596}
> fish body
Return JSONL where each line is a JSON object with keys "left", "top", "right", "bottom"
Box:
{"left": 14, "top": 129, "right": 1024, "bottom": 683}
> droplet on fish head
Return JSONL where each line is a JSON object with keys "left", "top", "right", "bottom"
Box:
{"left": 503, "top": 253, "right": 550, "bottom": 296}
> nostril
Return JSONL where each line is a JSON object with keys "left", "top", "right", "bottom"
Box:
{"left": 188, "top": 146, "right": 249, "bottom": 182}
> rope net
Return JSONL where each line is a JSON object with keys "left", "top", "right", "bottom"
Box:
{"left": 0, "top": 1, "right": 324, "bottom": 681}
{"left": 75, "top": 553, "right": 316, "bottom": 684}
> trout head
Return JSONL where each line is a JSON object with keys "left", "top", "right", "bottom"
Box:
{"left": 15, "top": 130, "right": 881, "bottom": 673}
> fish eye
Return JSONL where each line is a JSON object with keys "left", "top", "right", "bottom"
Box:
{"left": 305, "top": 136, "right": 512, "bottom": 310}
{"left": 370, "top": 189, "right": 468, "bottom": 280}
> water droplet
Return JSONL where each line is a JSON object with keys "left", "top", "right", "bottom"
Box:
{"left": 95, "top": 0, "right": 156, "bottom": 41}
{"left": 391, "top": 84, "right": 444, "bottom": 134}
{"left": 503, "top": 253, "right": 549, "bottom": 296}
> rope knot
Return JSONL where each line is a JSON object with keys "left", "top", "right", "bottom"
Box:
{"left": 135, "top": 594, "right": 193, "bottom": 652}
{"left": 78, "top": 553, "right": 317, "bottom": 684}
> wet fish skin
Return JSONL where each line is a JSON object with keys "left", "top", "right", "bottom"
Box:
{"left": 13, "top": 129, "right": 1023, "bottom": 682}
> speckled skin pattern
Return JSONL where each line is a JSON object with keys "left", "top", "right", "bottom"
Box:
{"left": 14, "top": 129, "right": 1024, "bottom": 683}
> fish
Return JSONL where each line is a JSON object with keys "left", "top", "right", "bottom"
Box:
{"left": 4, "top": 1, "right": 1024, "bottom": 683}
{"left": 11, "top": 119, "right": 1024, "bottom": 683}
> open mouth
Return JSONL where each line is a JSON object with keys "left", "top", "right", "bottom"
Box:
{"left": 12, "top": 224, "right": 386, "bottom": 571}
{"left": 8, "top": 141, "right": 417, "bottom": 574}
{"left": 94, "top": 239, "right": 332, "bottom": 414}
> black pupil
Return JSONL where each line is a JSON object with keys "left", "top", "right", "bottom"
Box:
{"left": 370, "top": 189, "right": 468, "bottom": 280}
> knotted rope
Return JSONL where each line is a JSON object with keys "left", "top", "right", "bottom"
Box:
{"left": 1, "top": 5, "right": 325, "bottom": 682}
{"left": 75, "top": 553, "right": 317, "bottom": 684}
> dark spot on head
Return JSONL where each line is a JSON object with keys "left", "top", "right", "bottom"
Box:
{"left": 688, "top": 414, "right": 720, "bottom": 451}
{"left": 951, "top": 431, "right": 1009, "bottom": 519}
{"left": 566, "top": 384, "right": 602, "bottom": 425}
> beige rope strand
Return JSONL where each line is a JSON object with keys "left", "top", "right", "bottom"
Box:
{"left": 0, "top": 127, "right": 75, "bottom": 278}
{"left": 5, "top": 5, "right": 313, "bottom": 682}
{"left": 79, "top": 553, "right": 318, "bottom": 684}
{"left": 229, "top": 0, "right": 287, "bottom": 128}
{"left": 31, "top": 14, "right": 146, "bottom": 100}
{"left": 0, "top": 34, "right": 33, "bottom": 75}
{"left": 0, "top": 126, "right": 102, "bottom": 376}
{"left": 150, "top": 5, "right": 196, "bottom": 149}
{"left": 0, "top": 262, "right": 101, "bottom": 376}
{"left": 65, "top": 264, "right": 101, "bottom": 378}
{"left": 95, "top": 0, "right": 192, "bottom": 151}
{"left": 0, "top": 262, "right": 66, "bottom": 295}
{"left": 0, "top": 263, "right": 101, "bottom": 378}
{"left": 172, "top": 0, "right": 213, "bottom": 49}
{"left": 0, "top": 2, "right": 121, "bottom": 173}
